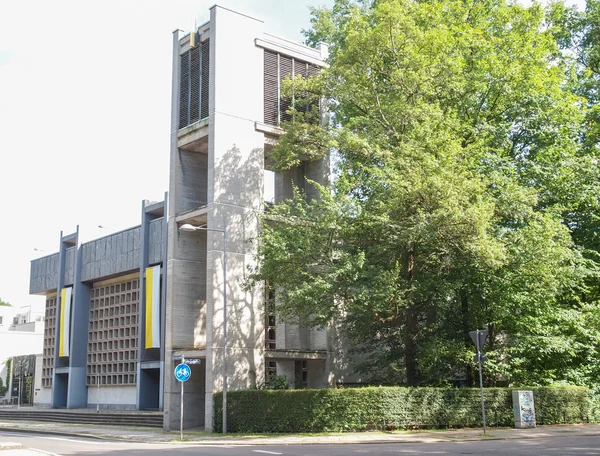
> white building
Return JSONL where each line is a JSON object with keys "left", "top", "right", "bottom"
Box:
{"left": 0, "top": 304, "right": 44, "bottom": 401}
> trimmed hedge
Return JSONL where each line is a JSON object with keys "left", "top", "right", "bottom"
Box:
{"left": 213, "top": 386, "right": 594, "bottom": 433}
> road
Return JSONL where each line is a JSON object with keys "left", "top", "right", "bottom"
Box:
{"left": 1, "top": 431, "right": 600, "bottom": 455}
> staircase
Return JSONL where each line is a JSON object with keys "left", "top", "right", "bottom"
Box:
{"left": 0, "top": 408, "right": 163, "bottom": 428}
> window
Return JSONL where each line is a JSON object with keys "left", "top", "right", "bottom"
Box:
{"left": 265, "top": 284, "right": 276, "bottom": 349}
{"left": 264, "top": 50, "right": 320, "bottom": 126}
{"left": 264, "top": 169, "right": 275, "bottom": 204}
{"left": 266, "top": 361, "right": 277, "bottom": 381}
{"left": 0, "top": 316, "right": 3, "bottom": 325}
{"left": 295, "top": 360, "right": 308, "bottom": 389}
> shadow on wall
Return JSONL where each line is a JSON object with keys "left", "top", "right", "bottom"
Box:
{"left": 212, "top": 143, "right": 266, "bottom": 390}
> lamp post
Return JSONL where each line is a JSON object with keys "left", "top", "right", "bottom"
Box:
{"left": 179, "top": 222, "right": 228, "bottom": 434}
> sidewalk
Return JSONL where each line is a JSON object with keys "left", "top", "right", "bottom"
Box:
{"left": 1, "top": 418, "right": 600, "bottom": 446}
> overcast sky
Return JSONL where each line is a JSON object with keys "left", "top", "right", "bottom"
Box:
{"left": 0, "top": 0, "right": 334, "bottom": 310}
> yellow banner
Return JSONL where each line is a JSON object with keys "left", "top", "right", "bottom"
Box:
{"left": 58, "top": 287, "right": 72, "bottom": 357}
{"left": 145, "top": 265, "right": 161, "bottom": 348}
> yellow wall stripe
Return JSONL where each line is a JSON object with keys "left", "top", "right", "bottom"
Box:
{"left": 145, "top": 265, "right": 161, "bottom": 348}
{"left": 58, "top": 287, "right": 72, "bottom": 357}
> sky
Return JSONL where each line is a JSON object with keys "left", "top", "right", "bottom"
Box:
{"left": 0, "top": 0, "right": 334, "bottom": 311}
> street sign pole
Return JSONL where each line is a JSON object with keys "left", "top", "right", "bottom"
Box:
{"left": 469, "top": 329, "right": 488, "bottom": 434}
{"left": 172, "top": 355, "right": 198, "bottom": 441}
{"left": 180, "top": 354, "right": 185, "bottom": 441}
{"left": 476, "top": 330, "right": 486, "bottom": 434}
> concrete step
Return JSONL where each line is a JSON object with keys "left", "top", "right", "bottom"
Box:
{"left": 0, "top": 409, "right": 163, "bottom": 428}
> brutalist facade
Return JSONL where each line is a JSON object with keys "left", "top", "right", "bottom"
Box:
{"left": 29, "top": 6, "right": 354, "bottom": 432}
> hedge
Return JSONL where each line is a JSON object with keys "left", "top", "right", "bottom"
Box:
{"left": 213, "top": 386, "right": 595, "bottom": 433}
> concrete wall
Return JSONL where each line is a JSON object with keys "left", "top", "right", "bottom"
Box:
{"left": 166, "top": 362, "right": 206, "bottom": 428}
{"left": 148, "top": 218, "right": 165, "bottom": 265}
{"left": 164, "top": 24, "right": 211, "bottom": 430}
{"left": 81, "top": 227, "right": 141, "bottom": 282}
{"left": 31, "top": 222, "right": 163, "bottom": 294}
{"left": 33, "top": 354, "right": 43, "bottom": 405}
{"left": 63, "top": 246, "right": 76, "bottom": 286}
{"left": 36, "top": 387, "right": 52, "bottom": 407}
{"left": 174, "top": 151, "right": 208, "bottom": 214}
{"left": 203, "top": 6, "right": 266, "bottom": 432}
{"left": 30, "top": 253, "right": 59, "bottom": 294}
{"left": 87, "top": 385, "right": 137, "bottom": 410}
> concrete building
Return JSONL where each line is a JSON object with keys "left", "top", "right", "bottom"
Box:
{"left": 29, "top": 6, "right": 351, "bottom": 431}
{"left": 0, "top": 305, "right": 44, "bottom": 403}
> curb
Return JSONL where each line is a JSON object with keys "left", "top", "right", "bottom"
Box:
{"left": 0, "top": 426, "right": 507, "bottom": 446}
{"left": 0, "top": 427, "right": 109, "bottom": 442}
{"left": 2, "top": 424, "right": 600, "bottom": 447}
{"left": 0, "top": 442, "right": 25, "bottom": 450}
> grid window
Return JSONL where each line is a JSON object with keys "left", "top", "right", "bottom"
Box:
{"left": 86, "top": 278, "right": 139, "bottom": 386}
{"left": 42, "top": 296, "right": 57, "bottom": 387}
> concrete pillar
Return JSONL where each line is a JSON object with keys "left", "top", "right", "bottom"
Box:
{"left": 204, "top": 6, "right": 266, "bottom": 432}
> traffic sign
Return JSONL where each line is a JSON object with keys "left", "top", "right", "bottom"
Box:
{"left": 172, "top": 356, "right": 202, "bottom": 365}
{"left": 469, "top": 330, "right": 488, "bottom": 350}
{"left": 184, "top": 358, "right": 202, "bottom": 365}
{"left": 174, "top": 363, "right": 191, "bottom": 382}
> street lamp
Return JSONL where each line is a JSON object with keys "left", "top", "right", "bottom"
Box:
{"left": 178, "top": 222, "right": 228, "bottom": 434}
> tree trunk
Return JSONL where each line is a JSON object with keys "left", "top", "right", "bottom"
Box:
{"left": 405, "top": 308, "right": 419, "bottom": 386}
{"left": 460, "top": 287, "right": 475, "bottom": 387}
{"left": 405, "top": 248, "right": 419, "bottom": 386}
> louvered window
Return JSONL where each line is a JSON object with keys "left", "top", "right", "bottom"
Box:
{"left": 264, "top": 49, "right": 320, "bottom": 126}
{"left": 179, "top": 39, "right": 210, "bottom": 129}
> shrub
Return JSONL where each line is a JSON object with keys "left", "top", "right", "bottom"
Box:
{"left": 213, "top": 386, "right": 592, "bottom": 433}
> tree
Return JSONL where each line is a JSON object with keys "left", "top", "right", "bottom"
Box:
{"left": 0, "top": 298, "right": 11, "bottom": 307}
{"left": 250, "top": 0, "right": 599, "bottom": 387}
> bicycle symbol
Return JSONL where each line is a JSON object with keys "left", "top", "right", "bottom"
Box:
{"left": 174, "top": 363, "right": 191, "bottom": 382}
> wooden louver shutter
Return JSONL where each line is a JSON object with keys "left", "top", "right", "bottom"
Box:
{"left": 279, "top": 55, "right": 293, "bottom": 123}
{"left": 200, "top": 40, "right": 210, "bottom": 120}
{"left": 179, "top": 50, "right": 190, "bottom": 129}
{"left": 179, "top": 39, "right": 210, "bottom": 129}
{"left": 189, "top": 46, "right": 201, "bottom": 124}
{"left": 264, "top": 50, "right": 279, "bottom": 125}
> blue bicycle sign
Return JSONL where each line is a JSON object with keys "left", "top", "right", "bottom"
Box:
{"left": 174, "top": 363, "right": 191, "bottom": 382}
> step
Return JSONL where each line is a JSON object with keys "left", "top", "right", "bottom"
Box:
{"left": 0, "top": 410, "right": 163, "bottom": 428}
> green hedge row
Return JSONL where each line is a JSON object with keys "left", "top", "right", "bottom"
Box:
{"left": 213, "top": 386, "right": 594, "bottom": 433}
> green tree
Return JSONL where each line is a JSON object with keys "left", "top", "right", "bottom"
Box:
{"left": 250, "top": 0, "right": 599, "bottom": 387}
{"left": 0, "top": 298, "right": 11, "bottom": 307}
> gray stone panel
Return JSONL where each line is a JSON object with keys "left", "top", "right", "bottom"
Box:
{"left": 165, "top": 362, "right": 205, "bottom": 429}
{"left": 309, "top": 328, "right": 328, "bottom": 351}
{"left": 64, "top": 247, "right": 76, "bottom": 286}
{"left": 81, "top": 227, "right": 142, "bottom": 282}
{"left": 30, "top": 253, "right": 60, "bottom": 294}
{"left": 275, "top": 163, "right": 305, "bottom": 203}
{"left": 167, "top": 259, "right": 207, "bottom": 349}
{"left": 176, "top": 151, "right": 208, "bottom": 213}
{"left": 148, "top": 218, "right": 164, "bottom": 265}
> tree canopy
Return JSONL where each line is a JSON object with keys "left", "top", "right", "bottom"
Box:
{"left": 250, "top": 0, "right": 600, "bottom": 388}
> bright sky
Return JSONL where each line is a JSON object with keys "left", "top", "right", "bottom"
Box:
{"left": 0, "top": 0, "right": 333, "bottom": 310}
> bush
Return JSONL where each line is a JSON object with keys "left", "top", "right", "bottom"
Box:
{"left": 213, "top": 386, "right": 592, "bottom": 433}
{"left": 262, "top": 374, "right": 289, "bottom": 390}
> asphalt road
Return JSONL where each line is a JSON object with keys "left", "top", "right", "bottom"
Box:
{"left": 1, "top": 431, "right": 600, "bottom": 455}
